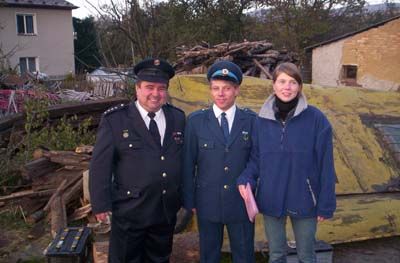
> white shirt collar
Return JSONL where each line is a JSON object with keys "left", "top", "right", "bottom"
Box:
{"left": 135, "top": 101, "right": 163, "bottom": 121}
{"left": 213, "top": 104, "right": 236, "bottom": 119}
{"left": 135, "top": 101, "right": 166, "bottom": 145}
{"left": 213, "top": 104, "right": 236, "bottom": 132}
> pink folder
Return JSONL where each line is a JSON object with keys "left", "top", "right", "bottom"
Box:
{"left": 244, "top": 183, "right": 259, "bottom": 222}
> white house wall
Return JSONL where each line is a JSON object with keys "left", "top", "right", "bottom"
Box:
{"left": 311, "top": 39, "right": 345, "bottom": 87}
{"left": 0, "top": 7, "right": 75, "bottom": 77}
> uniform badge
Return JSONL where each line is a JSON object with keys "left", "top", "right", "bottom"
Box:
{"left": 242, "top": 131, "right": 249, "bottom": 141}
{"left": 222, "top": 68, "right": 229, "bottom": 75}
{"left": 154, "top": 59, "right": 160, "bottom": 66}
{"left": 172, "top": 131, "right": 184, "bottom": 144}
{"left": 122, "top": 130, "right": 129, "bottom": 138}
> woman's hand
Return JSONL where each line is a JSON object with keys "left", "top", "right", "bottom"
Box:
{"left": 238, "top": 184, "right": 248, "bottom": 201}
{"left": 317, "top": 216, "right": 325, "bottom": 222}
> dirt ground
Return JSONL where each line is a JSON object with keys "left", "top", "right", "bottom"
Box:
{"left": 170, "top": 232, "right": 400, "bottom": 263}
{"left": 1, "top": 225, "right": 399, "bottom": 262}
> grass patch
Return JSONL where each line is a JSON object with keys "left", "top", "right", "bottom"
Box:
{"left": 0, "top": 208, "right": 30, "bottom": 231}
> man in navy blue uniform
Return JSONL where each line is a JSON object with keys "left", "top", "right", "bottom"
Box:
{"left": 89, "top": 58, "right": 185, "bottom": 263}
{"left": 183, "top": 60, "right": 256, "bottom": 262}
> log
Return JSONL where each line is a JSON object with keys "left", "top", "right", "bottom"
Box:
{"left": 32, "top": 148, "right": 48, "bottom": 159}
{"left": 63, "top": 177, "right": 84, "bottom": 205}
{"left": 83, "top": 170, "right": 90, "bottom": 203}
{"left": 50, "top": 194, "right": 67, "bottom": 238}
{"left": 47, "top": 150, "right": 91, "bottom": 164}
{"left": 75, "top": 145, "right": 94, "bottom": 154}
{"left": 43, "top": 179, "right": 68, "bottom": 212}
{"left": 20, "top": 197, "right": 47, "bottom": 215}
{"left": 32, "top": 168, "right": 84, "bottom": 191}
{"left": 69, "top": 203, "right": 92, "bottom": 221}
{"left": 41, "top": 150, "right": 91, "bottom": 168}
{"left": 0, "top": 189, "right": 54, "bottom": 202}
{"left": 21, "top": 157, "right": 62, "bottom": 180}
{"left": 26, "top": 210, "right": 46, "bottom": 224}
{"left": 252, "top": 58, "right": 273, "bottom": 79}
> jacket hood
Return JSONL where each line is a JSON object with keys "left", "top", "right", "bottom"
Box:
{"left": 259, "top": 92, "right": 308, "bottom": 120}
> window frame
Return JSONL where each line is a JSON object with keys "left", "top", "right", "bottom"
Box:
{"left": 340, "top": 64, "right": 360, "bottom": 87}
{"left": 342, "top": 65, "right": 358, "bottom": 80}
{"left": 16, "top": 13, "right": 37, "bottom": 36}
{"left": 19, "top": 57, "right": 39, "bottom": 74}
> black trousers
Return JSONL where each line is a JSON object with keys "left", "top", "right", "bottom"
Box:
{"left": 109, "top": 215, "right": 176, "bottom": 263}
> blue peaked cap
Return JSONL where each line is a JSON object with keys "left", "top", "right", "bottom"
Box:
{"left": 207, "top": 60, "right": 243, "bottom": 85}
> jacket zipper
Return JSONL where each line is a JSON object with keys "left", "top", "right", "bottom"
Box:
{"left": 280, "top": 121, "right": 286, "bottom": 149}
{"left": 306, "top": 178, "right": 317, "bottom": 207}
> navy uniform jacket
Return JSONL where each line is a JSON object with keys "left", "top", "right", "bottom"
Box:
{"left": 182, "top": 106, "right": 256, "bottom": 223}
{"left": 89, "top": 102, "right": 185, "bottom": 227}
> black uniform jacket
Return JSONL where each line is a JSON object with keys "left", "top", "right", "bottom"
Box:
{"left": 89, "top": 102, "right": 185, "bottom": 227}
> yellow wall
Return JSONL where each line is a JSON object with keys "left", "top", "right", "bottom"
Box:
{"left": 342, "top": 18, "right": 400, "bottom": 91}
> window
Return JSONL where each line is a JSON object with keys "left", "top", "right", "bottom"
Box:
{"left": 341, "top": 65, "right": 359, "bottom": 86}
{"left": 342, "top": 65, "right": 357, "bottom": 79}
{"left": 19, "top": 57, "right": 38, "bottom": 74}
{"left": 16, "top": 14, "right": 36, "bottom": 35}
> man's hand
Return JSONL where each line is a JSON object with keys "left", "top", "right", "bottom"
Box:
{"left": 317, "top": 216, "right": 325, "bottom": 222}
{"left": 238, "top": 184, "right": 248, "bottom": 201}
{"left": 95, "top": 211, "right": 112, "bottom": 224}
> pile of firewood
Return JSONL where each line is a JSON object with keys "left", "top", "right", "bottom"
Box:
{"left": 174, "top": 40, "right": 299, "bottom": 79}
{"left": 0, "top": 146, "right": 95, "bottom": 237}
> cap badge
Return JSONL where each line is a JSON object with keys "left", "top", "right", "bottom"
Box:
{"left": 122, "top": 130, "right": 129, "bottom": 138}
{"left": 222, "top": 68, "right": 229, "bottom": 76}
{"left": 154, "top": 59, "right": 160, "bottom": 66}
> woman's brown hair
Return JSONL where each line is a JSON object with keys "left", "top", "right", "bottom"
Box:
{"left": 272, "top": 62, "right": 303, "bottom": 87}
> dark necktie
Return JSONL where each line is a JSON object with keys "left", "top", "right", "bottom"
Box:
{"left": 221, "top": 112, "right": 229, "bottom": 144}
{"left": 148, "top": 112, "right": 161, "bottom": 147}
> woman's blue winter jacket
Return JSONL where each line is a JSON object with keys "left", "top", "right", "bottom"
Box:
{"left": 237, "top": 94, "right": 336, "bottom": 219}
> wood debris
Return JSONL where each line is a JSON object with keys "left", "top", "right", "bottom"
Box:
{"left": 0, "top": 148, "right": 92, "bottom": 238}
{"left": 175, "top": 40, "right": 299, "bottom": 78}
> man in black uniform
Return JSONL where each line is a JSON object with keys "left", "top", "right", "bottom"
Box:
{"left": 89, "top": 58, "right": 185, "bottom": 262}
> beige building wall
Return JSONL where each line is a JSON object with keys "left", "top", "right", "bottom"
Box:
{"left": 0, "top": 7, "right": 75, "bottom": 77}
{"left": 312, "top": 40, "right": 344, "bottom": 87}
{"left": 341, "top": 18, "right": 400, "bottom": 91}
{"left": 312, "top": 18, "right": 400, "bottom": 91}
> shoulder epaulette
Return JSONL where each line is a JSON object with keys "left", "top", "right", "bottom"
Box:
{"left": 165, "top": 102, "right": 185, "bottom": 114}
{"left": 103, "top": 103, "right": 128, "bottom": 116}
{"left": 241, "top": 107, "right": 257, "bottom": 116}
{"left": 188, "top": 108, "right": 208, "bottom": 119}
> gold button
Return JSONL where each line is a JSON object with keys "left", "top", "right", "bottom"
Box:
{"left": 161, "top": 156, "right": 165, "bottom": 160}
{"left": 223, "top": 185, "right": 229, "bottom": 189}
{"left": 162, "top": 172, "right": 167, "bottom": 178}
{"left": 162, "top": 190, "right": 167, "bottom": 194}
{"left": 204, "top": 143, "right": 208, "bottom": 147}
{"left": 127, "top": 191, "right": 131, "bottom": 195}
{"left": 129, "top": 144, "right": 133, "bottom": 148}
{"left": 224, "top": 166, "right": 229, "bottom": 172}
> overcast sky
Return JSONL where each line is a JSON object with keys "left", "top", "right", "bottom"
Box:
{"left": 68, "top": 0, "right": 400, "bottom": 19}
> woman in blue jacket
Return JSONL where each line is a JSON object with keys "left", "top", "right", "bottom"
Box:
{"left": 237, "top": 62, "right": 336, "bottom": 263}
